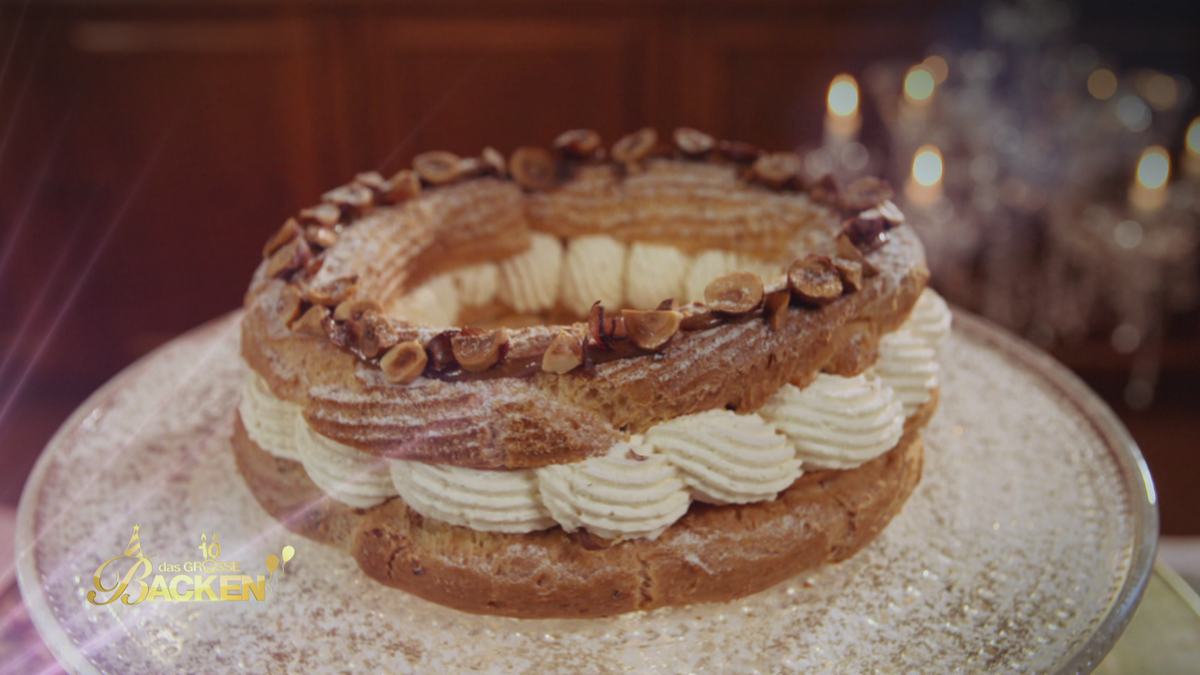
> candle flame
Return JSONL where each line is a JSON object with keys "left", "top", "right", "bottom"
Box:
{"left": 904, "top": 66, "right": 936, "bottom": 104}
{"left": 1186, "top": 117, "right": 1200, "bottom": 156}
{"left": 827, "top": 74, "right": 859, "bottom": 117}
{"left": 912, "top": 145, "right": 943, "bottom": 187}
{"left": 1136, "top": 146, "right": 1170, "bottom": 189}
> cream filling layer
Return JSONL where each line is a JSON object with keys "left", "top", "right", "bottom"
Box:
{"left": 496, "top": 232, "right": 563, "bottom": 313}
{"left": 242, "top": 291, "right": 950, "bottom": 537}
{"left": 625, "top": 242, "right": 690, "bottom": 310}
{"left": 560, "top": 235, "right": 628, "bottom": 316}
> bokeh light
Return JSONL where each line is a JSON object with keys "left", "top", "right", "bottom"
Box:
{"left": 904, "top": 66, "right": 936, "bottom": 103}
{"left": 1087, "top": 69, "right": 1118, "bottom": 99}
{"left": 1136, "top": 146, "right": 1170, "bottom": 189}
{"left": 827, "top": 74, "right": 859, "bottom": 117}
{"left": 913, "top": 145, "right": 944, "bottom": 186}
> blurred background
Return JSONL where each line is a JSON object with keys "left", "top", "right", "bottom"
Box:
{"left": 2, "top": 0, "right": 1200, "bottom": 669}
{"left": 0, "top": 0, "right": 1198, "bottom": 540}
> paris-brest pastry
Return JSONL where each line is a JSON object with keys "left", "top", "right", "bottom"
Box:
{"left": 234, "top": 127, "right": 952, "bottom": 618}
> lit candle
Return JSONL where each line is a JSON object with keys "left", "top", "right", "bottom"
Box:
{"left": 824, "top": 74, "right": 861, "bottom": 145}
{"left": 903, "top": 65, "right": 936, "bottom": 107}
{"left": 905, "top": 144, "right": 944, "bottom": 206}
{"left": 1129, "top": 146, "right": 1170, "bottom": 213}
{"left": 1184, "top": 117, "right": 1200, "bottom": 180}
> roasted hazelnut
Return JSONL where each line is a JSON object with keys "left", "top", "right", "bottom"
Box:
{"left": 480, "top": 146, "right": 507, "bottom": 177}
{"left": 425, "top": 332, "right": 457, "bottom": 371}
{"left": 413, "top": 151, "right": 464, "bottom": 185}
{"left": 752, "top": 152, "right": 802, "bottom": 188}
{"left": 509, "top": 147, "right": 556, "bottom": 191}
{"left": 263, "top": 218, "right": 303, "bottom": 258}
{"left": 787, "top": 255, "right": 843, "bottom": 305}
{"left": 333, "top": 299, "right": 382, "bottom": 323}
{"left": 835, "top": 232, "right": 880, "bottom": 277}
{"left": 321, "top": 182, "right": 374, "bottom": 213}
{"left": 587, "top": 302, "right": 629, "bottom": 348}
{"left": 764, "top": 289, "right": 791, "bottom": 330}
{"left": 717, "top": 140, "right": 763, "bottom": 164}
{"left": 450, "top": 327, "right": 509, "bottom": 372}
{"left": 704, "top": 271, "right": 765, "bottom": 315}
{"left": 298, "top": 203, "right": 342, "bottom": 228}
{"left": 355, "top": 171, "right": 390, "bottom": 195}
{"left": 673, "top": 127, "right": 715, "bottom": 156}
{"left": 542, "top": 330, "right": 584, "bottom": 374}
{"left": 831, "top": 257, "right": 863, "bottom": 292}
{"left": 838, "top": 176, "right": 894, "bottom": 212}
{"left": 842, "top": 214, "right": 890, "bottom": 252}
{"left": 621, "top": 309, "right": 683, "bottom": 350}
{"left": 304, "top": 225, "right": 339, "bottom": 250}
{"left": 554, "top": 129, "right": 602, "bottom": 158}
{"left": 304, "top": 255, "right": 325, "bottom": 276}
{"left": 306, "top": 275, "right": 358, "bottom": 306}
{"left": 266, "top": 237, "right": 312, "bottom": 279}
{"left": 611, "top": 127, "right": 657, "bottom": 163}
{"left": 380, "top": 341, "right": 428, "bottom": 384}
{"left": 359, "top": 313, "right": 400, "bottom": 358}
{"left": 656, "top": 298, "right": 680, "bottom": 312}
{"left": 387, "top": 169, "right": 422, "bottom": 202}
{"left": 875, "top": 200, "right": 906, "bottom": 225}
{"left": 808, "top": 173, "right": 840, "bottom": 205}
{"left": 291, "top": 305, "right": 328, "bottom": 336}
{"left": 457, "top": 156, "right": 483, "bottom": 178}
{"left": 277, "top": 284, "right": 303, "bottom": 325}
{"left": 321, "top": 314, "right": 354, "bottom": 348}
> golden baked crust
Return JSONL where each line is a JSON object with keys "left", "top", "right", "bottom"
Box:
{"left": 232, "top": 391, "right": 935, "bottom": 618}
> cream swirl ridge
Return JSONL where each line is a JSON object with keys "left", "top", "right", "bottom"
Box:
{"left": 646, "top": 410, "right": 800, "bottom": 504}
{"left": 875, "top": 329, "right": 939, "bottom": 417}
{"left": 390, "top": 462, "right": 555, "bottom": 533}
{"left": 625, "top": 242, "right": 690, "bottom": 309}
{"left": 496, "top": 232, "right": 563, "bottom": 313}
{"left": 537, "top": 440, "right": 691, "bottom": 541}
{"left": 906, "top": 289, "right": 952, "bottom": 352}
{"left": 239, "top": 372, "right": 303, "bottom": 462}
{"left": 759, "top": 374, "right": 905, "bottom": 470}
{"left": 294, "top": 413, "right": 397, "bottom": 509}
{"left": 560, "top": 235, "right": 628, "bottom": 316}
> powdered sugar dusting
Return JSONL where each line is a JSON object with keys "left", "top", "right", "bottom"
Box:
{"left": 21, "top": 311, "right": 1143, "bottom": 674}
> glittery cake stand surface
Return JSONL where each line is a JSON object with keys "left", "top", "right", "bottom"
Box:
{"left": 17, "top": 309, "right": 1157, "bottom": 675}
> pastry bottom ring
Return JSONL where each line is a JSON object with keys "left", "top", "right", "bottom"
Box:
{"left": 232, "top": 390, "right": 935, "bottom": 619}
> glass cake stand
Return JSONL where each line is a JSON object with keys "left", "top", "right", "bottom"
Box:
{"left": 16, "top": 309, "right": 1158, "bottom": 674}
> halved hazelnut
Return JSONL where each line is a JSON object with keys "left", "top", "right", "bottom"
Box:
{"left": 298, "top": 203, "right": 341, "bottom": 228}
{"left": 808, "top": 173, "right": 841, "bottom": 205}
{"left": 263, "top": 218, "right": 303, "bottom": 258}
{"left": 334, "top": 299, "right": 382, "bottom": 323}
{"left": 307, "top": 275, "right": 358, "bottom": 306}
{"left": 425, "top": 332, "right": 457, "bottom": 371}
{"left": 704, "top": 271, "right": 765, "bottom": 315}
{"left": 611, "top": 128, "right": 657, "bottom": 163}
{"left": 835, "top": 232, "right": 880, "bottom": 277}
{"left": 304, "top": 225, "right": 339, "bottom": 250}
{"left": 291, "top": 305, "right": 328, "bottom": 336}
{"left": 587, "top": 302, "right": 629, "bottom": 348}
{"left": 277, "top": 284, "right": 303, "bottom": 325}
{"left": 764, "top": 290, "right": 791, "bottom": 330}
{"left": 321, "top": 314, "right": 354, "bottom": 348}
{"left": 380, "top": 341, "right": 428, "bottom": 384}
{"left": 542, "top": 330, "right": 584, "bottom": 374}
{"left": 673, "top": 127, "right": 715, "bottom": 156}
{"left": 752, "top": 152, "right": 801, "bottom": 188}
{"left": 480, "top": 146, "right": 507, "bottom": 177}
{"left": 831, "top": 257, "right": 863, "bottom": 292}
{"left": 457, "top": 156, "right": 483, "bottom": 178}
{"left": 387, "top": 169, "right": 422, "bottom": 202}
{"left": 413, "top": 151, "right": 463, "bottom": 185}
{"left": 266, "top": 237, "right": 312, "bottom": 279}
{"left": 717, "top": 140, "right": 762, "bottom": 164}
{"left": 554, "top": 129, "right": 602, "bottom": 158}
{"left": 876, "top": 200, "right": 905, "bottom": 225}
{"left": 355, "top": 171, "right": 390, "bottom": 195}
{"left": 451, "top": 327, "right": 509, "bottom": 372}
{"left": 842, "top": 214, "right": 890, "bottom": 252}
{"left": 656, "top": 298, "right": 680, "bottom": 312}
{"left": 510, "top": 147, "right": 556, "bottom": 190}
{"left": 304, "top": 256, "right": 325, "bottom": 276}
{"left": 787, "top": 255, "right": 843, "bottom": 305}
{"left": 321, "top": 182, "right": 374, "bottom": 213}
{"left": 621, "top": 309, "right": 682, "bottom": 350}
{"left": 359, "top": 313, "right": 400, "bottom": 358}
{"left": 838, "top": 176, "right": 894, "bottom": 212}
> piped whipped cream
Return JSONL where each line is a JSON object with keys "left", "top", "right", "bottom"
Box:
{"left": 388, "top": 273, "right": 461, "bottom": 326}
{"left": 238, "top": 372, "right": 303, "bottom": 462}
{"left": 645, "top": 410, "right": 800, "bottom": 504}
{"left": 760, "top": 374, "right": 905, "bottom": 470}
{"left": 683, "top": 250, "right": 742, "bottom": 303}
{"left": 625, "top": 242, "right": 691, "bottom": 309}
{"left": 560, "top": 235, "right": 628, "bottom": 316}
{"left": 538, "top": 439, "right": 691, "bottom": 540}
{"left": 451, "top": 262, "right": 499, "bottom": 308}
{"left": 875, "top": 329, "right": 939, "bottom": 416}
{"left": 906, "top": 288, "right": 952, "bottom": 352}
{"left": 390, "top": 461, "right": 555, "bottom": 533}
{"left": 293, "top": 412, "right": 397, "bottom": 509}
{"left": 496, "top": 232, "right": 563, "bottom": 313}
